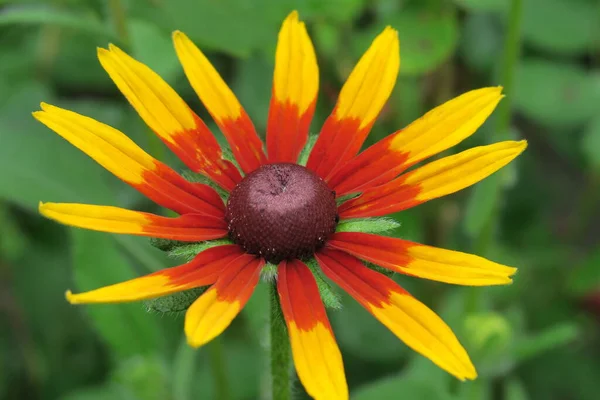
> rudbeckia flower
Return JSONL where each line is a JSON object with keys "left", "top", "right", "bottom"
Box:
{"left": 34, "top": 11, "right": 526, "bottom": 400}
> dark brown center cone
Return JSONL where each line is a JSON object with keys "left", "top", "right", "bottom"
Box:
{"left": 225, "top": 163, "right": 338, "bottom": 264}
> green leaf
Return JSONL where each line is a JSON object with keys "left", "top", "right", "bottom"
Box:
{"left": 505, "top": 379, "right": 530, "bottom": 400}
{"left": 359, "top": 6, "right": 459, "bottom": 76}
{"left": 353, "top": 375, "right": 455, "bottom": 400}
{"left": 0, "top": 6, "right": 116, "bottom": 39}
{"left": 336, "top": 217, "right": 401, "bottom": 234}
{"left": 129, "top": 19, "right": 181, "bottom": 82}
{"left": 71, "top": 230, "right": 164, "bottom": 359}
{"left": 112, "top": 355, "right": 170, "bottom": 400}
{"left": 567, "top": 249, "right": 600, "bottom": 296}
{"left": 459, "top": 13, "right": 504, "bottom": 73}
{"left": 514, "top": 323, "right": 580, "bottom": 363}
{"left": 582, "top": 115, "right": 600, "bottom": 169}
{"left": 453, "top": 0, "right": 508, "bottom": 12}
{"left": 522, "top": 0, "right": 597, "bottom": 56}
{"left": 233, "top": 55, "right": 273, "bottom": 132}
{"left": 514, "top": 59, "right": 600, "bottom": 128}
{"left": 60, "top": 383, "right": 135, "bottom": 400}
{"left": 172, "top": 336, "right": 198, "bottom": 400}
{"left": 0, "top": 83, "right": 115, "bottom": 208}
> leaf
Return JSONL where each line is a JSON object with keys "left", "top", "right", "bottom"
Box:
{"left": 172, "top": 336, "right": 199, "bottom": 400}
{"left": 514, "top": 59, "right": 600, "bottom": 128}
{"left": 112, "top": 355, "right": 170, "bottom": 400}
{"left": 514, "top": 322, "right": 580, "bottom": 363}
{"left": 459, "top": 13, "right": 504, "bottom": 73}
{"left": 232, "top": 55, "right": 272, "bottom": 132}
{"left": 129, "top": 19, "right": 182, "bottom": 83}
{"left": 582, "top": 115, "right": 600, "bottom": 169}
{"left": 71, "top": 230, "right": 164, "bottom": 359}
{"left": 0, "top": 5, "right": 116, "bottom": 39}
{"left": 353, "top": 375, "right": 455, "bottom": 400}
{"left": 567, "top": 249, "right": 600, "bottom": 296}
{"left": 453, "top": 0, "right": 508, "bottom": 12}
{"left": 60, "top": 383, "right": 135, "bottom": 400}
{"left": 359, "top": 6, "right": 459, "bottom": 76}
{"left": 522, "top": 0, "right": 597, "bottom": 56}
{"left": 0, "top": 83, "right": 115, "bottom": 208}
{"left": 505, "top": 379, "right": 530, "bottom": 400}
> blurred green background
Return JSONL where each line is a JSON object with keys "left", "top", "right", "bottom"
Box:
{"left": 1, "top": 0, "right": 600, "bottom": 399}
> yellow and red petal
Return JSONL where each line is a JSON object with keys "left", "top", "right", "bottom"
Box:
{"left": 316, "top": 249, "right": 476, "bottom": 380}
{"left": 329, "top": 87, "right": 504, "bottom": 195}
{"left": 98, "top": 45, "right": 242, "bottom": 191}
{"left": 33, "top": 103, "right": 225, "bottom": 216}
{"left": 306, "top": 27, "right": 400, "bottom": 180}
{"left": 339, "top": 140, "right": 527, "bottom": 218}
{"left": 66, "top": 244, "right": 244, "bottom": 304}
{"left": 185, "top": 253, "right": 264, "bottom": 347}
{"left": 173, "top": 31, "right": 267, "bottom": 173}
{"left": 277, "top": 260, "right": 348, "bottom": 400}
{"left": 39, "top": 202, "right": 228, "bottom": 241}
{"left": 266, "top": 11, "right": 318, "bottom": 163}
{"left": 328, "top": 232, "right": 516, "bottom": 286}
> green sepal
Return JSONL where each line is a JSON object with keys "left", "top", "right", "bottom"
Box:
{"left": 260, "top": 262, "right": 278, "bottom": 283}
{"left": 336, "top": 217, "right": 401, "bottom": 235}
{"left": 336, "top": 192, "right": 360, "bottom": 206}
{"left": 168, "top": 238, "right": 234, "bottom": 262}
{"left": 149, "top": 237, "right": 185, "bottom": 252}
{"left": 222, "top": 147, "right": 242, "bottom": 172}
{"left": 181, "top": 170, "right": 229, "bottom": 203}
{"left": 305, "top": 258, "right": 342, "bottom": 310}
{"left": 365, "top": 261, "right": 396, "bottom": 278}
{"left": 297, "top": 134, "right": 318, "bottom": 166}
{"left": 145, "top": 286, "right": 208, "bottom": 314}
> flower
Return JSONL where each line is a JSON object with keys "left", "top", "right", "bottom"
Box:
{"left": 33, "top": 11, "right": 526, "bottom": 400}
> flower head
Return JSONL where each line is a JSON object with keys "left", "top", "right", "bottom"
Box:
{"left": 34, "top": 11, "right": 526, "bottom": 400}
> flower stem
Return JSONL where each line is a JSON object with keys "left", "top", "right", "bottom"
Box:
{"left": 208, "top": 337, "right": 231, "bottom": 400}
{"left": 270, "top": 283, "right": 291, "bottom": 400}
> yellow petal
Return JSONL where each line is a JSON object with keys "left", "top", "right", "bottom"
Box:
{"left": 317, "top": 249, "right": 476, "bottom": 381}
{"left": 272, "top": 11, "right": 318, "bottom": 114}
{"left": 407, "top": 140, "right": 528, "bottom": 202}
{"left": 39, "top": 202, "right": 227, "bottom": 241}
{"left": 335, "top": 27, "right": 400, "bottom": 129}
{"left": 185, "top": 255, "right": 263, "bottom": 347}
{"left": 66, "top": 245, "right": 243, "bottom": 304}
{"left": 173, "top": 31, "right": 266, "bottom": 173}
{"left": 277, "top": 260, "right": 348, "bottom": 400}
{"left": 391, "top": 87, "right": 504, "bottom": 166}
{"left": 328, "top": 232, "right": 517, "bottom": 286}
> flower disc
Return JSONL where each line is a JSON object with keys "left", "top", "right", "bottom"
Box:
{"left": 225, "top": 163, "right": 337, "bottom": 263}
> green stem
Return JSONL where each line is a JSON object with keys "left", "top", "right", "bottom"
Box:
{"left": 208, "top": 337, "right": 230, "bottom": 400}
{"left": 270, "top": 283, "right": 291, "bottom": 400}
{"left": 495, "top": 0, "right": 523, "bottom": 140}
{"left": 466, "top": 0, "right": 523, "bottom": 316}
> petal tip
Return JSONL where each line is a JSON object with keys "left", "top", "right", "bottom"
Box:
{"left": 286, "top": 10, "right": 299, "bottom": 20}
{"left": 65, "top": 290, "right": 76, "bottom": 304}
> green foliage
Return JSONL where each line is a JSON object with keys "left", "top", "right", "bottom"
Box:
{"left": 514, "top": 59, "right": 600, "bottom": 128}
{"left": 2, "top": 0, "right": 600, "bottom": 399}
